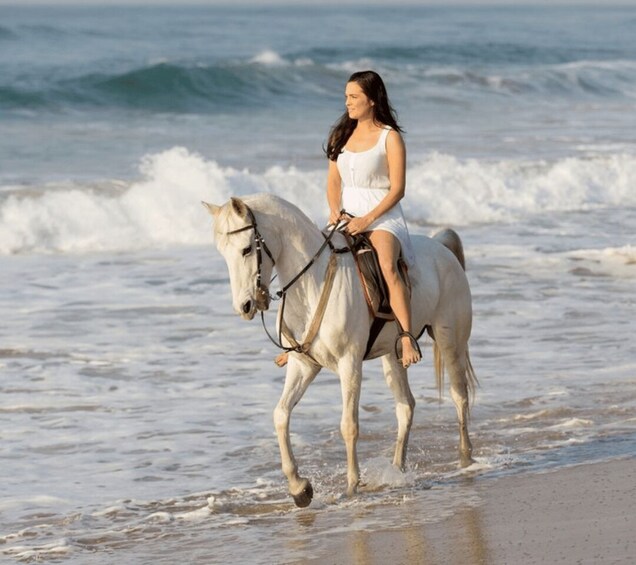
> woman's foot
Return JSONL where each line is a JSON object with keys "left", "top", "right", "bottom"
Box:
{"left": 397, "top": 331, "right": 422, "bottom": 368}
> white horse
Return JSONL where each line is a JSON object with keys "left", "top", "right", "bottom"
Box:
{"left": 204, "top": 193, "right": 477, "bottom": 507}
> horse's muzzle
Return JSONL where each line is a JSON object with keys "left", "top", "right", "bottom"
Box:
{"left": 239, "top": 287, "right": 269, "bottom": 320}
{"left": 242, "top": 300, "right": 253, "bottom": 315}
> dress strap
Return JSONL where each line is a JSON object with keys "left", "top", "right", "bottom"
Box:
{"left": 380, "top": 126, "right": 392, "bottom": 151}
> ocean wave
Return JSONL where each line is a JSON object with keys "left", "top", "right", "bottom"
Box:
{"left": 320, "top": 43, "right": 573, "bottom": 67}
{"left": 406, "top": 152, "right": 636, "bottom": 224}
{"left": 1, "top": 147, "right": 635, "bottom": 255}
{"left": 393, "top": 58, "right": 636, "bottom": 99}
{"left": 3, "top": 49, "right": 636, "bottom": 114}
{"left": 0, "top": 55, "right": 338, "bottom": 113}
{"left": 510, "top": 59, "right": 636, "bottom": 97}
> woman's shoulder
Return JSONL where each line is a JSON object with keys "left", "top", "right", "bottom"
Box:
{"left": 377, "top": 124, "right": 398, "bottom": 143}
{"left": 378, "top": 124, "right": 401, "bottom": 137}
{"left": 385, "top": 127, "right": 405, "bottom": 149}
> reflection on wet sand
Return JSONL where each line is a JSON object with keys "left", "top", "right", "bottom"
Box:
{"left": 307, "top": 483, "right": 490, "bottom": 565}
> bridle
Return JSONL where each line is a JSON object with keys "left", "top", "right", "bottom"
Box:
{"left": 226, "top": 206, "right": 275, "bottom": 306}
{"left": 225, "top": 204, "right": 348, "bottom": 355}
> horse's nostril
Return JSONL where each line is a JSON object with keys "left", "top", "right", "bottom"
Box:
{"left": 242, "top": 300, "right": 252, "bottom": 314}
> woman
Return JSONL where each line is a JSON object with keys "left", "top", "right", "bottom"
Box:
{"left": 325, "top": 70, "right": 421, "bottom": 368}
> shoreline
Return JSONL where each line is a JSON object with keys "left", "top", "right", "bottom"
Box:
{"left": 308, "top": 457, "right": 635, "bottom": 565}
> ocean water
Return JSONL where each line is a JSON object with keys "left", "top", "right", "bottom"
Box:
{"left": 1, "top": 4, "right": 635, "bottom": 563}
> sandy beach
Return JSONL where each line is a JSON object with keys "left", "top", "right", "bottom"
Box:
{"left": 310, "top": 458, "right": 635, "bottom": 565}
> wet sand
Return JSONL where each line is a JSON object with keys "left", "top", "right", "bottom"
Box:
{"left": 309, "top": 458, "right": 635, "bottom": 565}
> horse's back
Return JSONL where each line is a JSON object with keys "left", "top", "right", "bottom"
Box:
{"left": 410, "top": 233, "right": 472, "bottom": 336}
{"left": 410, "top": 233, "right": 468, "bottom": 289}
{"left": 431, "top": 228, "right": 465, "bottom": 270}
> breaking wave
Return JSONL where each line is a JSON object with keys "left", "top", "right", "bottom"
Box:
{"left": 1, "top": 147, "right": 634, "bottom": 255}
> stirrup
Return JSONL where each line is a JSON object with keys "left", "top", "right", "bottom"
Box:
{"left": 395, "top": 331, "right": 422, "bottom": 365}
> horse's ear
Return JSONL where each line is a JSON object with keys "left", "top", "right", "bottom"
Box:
{"left": 230, "top": 197, "right": 248, "bottom": 218}
{"left": 201, "top": 201, "right": 221, "bottom": 217}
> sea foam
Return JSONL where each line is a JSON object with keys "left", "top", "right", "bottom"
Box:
{"left": 0, "top": 147, "right": 634, "bottom": 255}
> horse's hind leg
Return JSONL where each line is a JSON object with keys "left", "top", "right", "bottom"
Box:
{"left": 435, "top": 327, "right": 474, "bottom": 467}
{"left": 273, "top": 357, "right": 321, "bottom": 507}
{"left": 381, "top": 353, "right": 415, "bottom": 471}
{"left": 446, "top": 347, "right": 474, "bottom": 467}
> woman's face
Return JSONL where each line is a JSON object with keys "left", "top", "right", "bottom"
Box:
{"left": 345, "top": 81, "right": 374, "bottom": 121}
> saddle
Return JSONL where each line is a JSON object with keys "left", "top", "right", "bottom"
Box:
{"left": 345, "top": 232, "right": 411, "bottom": 358}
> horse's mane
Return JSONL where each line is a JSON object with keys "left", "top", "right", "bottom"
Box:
{"left": 214, "top": 193, "right": 322, "bottom": 244}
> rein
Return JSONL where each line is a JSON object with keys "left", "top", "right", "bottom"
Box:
{"left": 226, "top": 204, "right": 348, "bottom": 360}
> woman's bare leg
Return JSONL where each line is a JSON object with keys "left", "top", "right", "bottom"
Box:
{"left": 368, "top": 230, "right": 421, "bottom": 367}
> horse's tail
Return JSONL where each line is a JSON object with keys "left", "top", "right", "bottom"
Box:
{"left": 432, "top": 228, "right": 465, "bottom": 270}
{"left": 465, "top": 349, "right": 478, "bottom": 404}
{"left": 433, "top": 341, "right": 445, "bottom": 398}
{"left": 433, "top": 340, "right": 479, "bottom": 407}
{"left": 431, "top": 228, "right": 478, "bottom": 407}
{"left": 432, "top": 338, "right": 479, "bottom": 409}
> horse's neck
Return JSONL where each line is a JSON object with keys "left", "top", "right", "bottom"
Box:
{"left": 275, "top": 225, "right": 328, "bottom": 302}
{"left": 251, "top": 196, "right": 340, "bottom": 322}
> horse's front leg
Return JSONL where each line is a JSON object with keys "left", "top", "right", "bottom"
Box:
{"left": 381, "top": 353, "right": 415, "bottom": 470}
{"left": 338, "top": 358, "right": 363, "bottom": 497}
{"left": 273, "top": 355, "right": 320, "bottom": 507}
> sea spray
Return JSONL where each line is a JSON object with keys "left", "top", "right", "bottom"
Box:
{"left": 1, "top": 148, "right": 634, "bottom": 255}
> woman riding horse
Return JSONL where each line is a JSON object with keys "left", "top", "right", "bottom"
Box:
{"left": 326, "top": 70, "right": 421, "bottom": 368}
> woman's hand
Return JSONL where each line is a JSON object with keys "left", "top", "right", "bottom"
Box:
{"left": 329, "top": 209, "right": 342, "bottom": 226}
{"left": 344, "top": 214, "right": 374, "bottom": 236}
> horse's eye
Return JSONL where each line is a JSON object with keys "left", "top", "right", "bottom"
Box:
{"left": 242, "top": 245, "right": 252, "bottom": 257}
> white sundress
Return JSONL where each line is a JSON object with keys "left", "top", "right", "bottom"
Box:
{"left": 337, "top": 126, "right": 416, "bottom": 267}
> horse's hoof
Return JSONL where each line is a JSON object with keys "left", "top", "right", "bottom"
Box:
{"left": 291, "top": 481, "right": 313, "bottom": 508}
{"left": 460, "top": 454, "right": 475, "bottom": 468}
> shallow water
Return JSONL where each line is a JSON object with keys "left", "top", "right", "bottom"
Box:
{"left": 1, "top": 206, "right": 634, "bottom": 562}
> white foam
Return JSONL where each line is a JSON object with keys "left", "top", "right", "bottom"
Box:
{"left": 3, "top": 540, "right": 71, "bottom": 560}
{"left": 176, "top": 506, "right": 212, "bottom": 521}
{"left": 249, "top": 49, "right": 289, "bottom": 66}
{"left": 512, "top": 410, "right": 550, "bottom": 421}
{"left": 0, "top": 147, "right": 322, "bottom": 255}
{"left": 406, "top": 152, "right": 636, "bottom": 225}
{"left": 142, "top": 511, "right": 174, "bottom": 523}
{"left": 91, "top": 504, "right": 126, "bottom": 518}
{"left": 566, "top": 245, "right": 636, "bottom": 278}
{"left": 558, "top": 59, "right": 636, "bottom": 73}
{"left": 549, "top": 417, "right": 594, "bottom": 430}
{"left": 1, "top": 147, "right": 635, "bottom": 255}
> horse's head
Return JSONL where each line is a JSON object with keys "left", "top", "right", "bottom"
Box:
{"left": 203, "top": 197, "right": 274, "bottom": 320}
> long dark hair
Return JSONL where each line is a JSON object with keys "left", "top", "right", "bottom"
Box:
{"left": 325, "top": 70, "right": 403, "bottom": 161}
